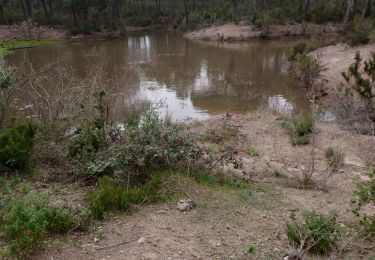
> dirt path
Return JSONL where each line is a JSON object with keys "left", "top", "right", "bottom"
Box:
{"left": 310, "top": 43, "right": 375, "bottom": 96}
{"left": 184, "top": 22, "right": 340, "bottom": 41}
{"left": 40, "top": 112, "right": 375, "bottom": 260}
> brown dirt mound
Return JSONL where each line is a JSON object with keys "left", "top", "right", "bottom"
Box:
{"left": 184, "top": 22, "right": 341, "bottom": 41}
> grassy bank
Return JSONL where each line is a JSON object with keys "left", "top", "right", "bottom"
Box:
{"left": 0, "top": 39, "right": 56, "bottom": 56}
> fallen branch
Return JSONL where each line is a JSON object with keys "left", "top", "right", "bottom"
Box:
{"left": 95, "top": 238, "right": 137, "bottom": 251}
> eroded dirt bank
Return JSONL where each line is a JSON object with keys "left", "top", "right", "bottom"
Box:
{"left": 184, "top": 22, "right": 340, "bottom": 41}
{"left": 40, "top": 111, "right": 375, "bottom": 260}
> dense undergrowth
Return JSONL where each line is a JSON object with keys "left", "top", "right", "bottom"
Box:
{"left": 0, "top": 61, "right": 246, "bottom": 257}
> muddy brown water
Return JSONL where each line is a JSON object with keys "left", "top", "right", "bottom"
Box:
{"left": 6, "top": 30, "right": 310, "bottom": 122}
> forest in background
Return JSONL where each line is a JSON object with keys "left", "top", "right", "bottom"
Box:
{"left": 0, "top": 0, "right": 374, "bottom": 33}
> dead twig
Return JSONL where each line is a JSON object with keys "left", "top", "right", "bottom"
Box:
{"left": 95, "top": 238, "right": 137, "bottom": 251}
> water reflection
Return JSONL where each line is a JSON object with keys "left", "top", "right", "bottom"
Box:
{"left": 6, "top": 30, "right": 309, "bottom": 122}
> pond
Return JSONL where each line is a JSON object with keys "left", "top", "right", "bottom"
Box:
{"left": 6, "top": 30, "right": 309, "bottom": 122}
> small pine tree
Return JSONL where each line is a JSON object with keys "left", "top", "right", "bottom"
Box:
{"left": 342, "top": 51, "right": 375, "bottom": 120}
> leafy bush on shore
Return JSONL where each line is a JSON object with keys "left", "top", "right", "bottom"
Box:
{"left": 0, "top": 123, "right": 36, "bottom": 171}
{"left": 288, "top": 42, "right": 321, "bottom": 90}
{"left": 77, "top": 109, "right": 208, "bottom": 185}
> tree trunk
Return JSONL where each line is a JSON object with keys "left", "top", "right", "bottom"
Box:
{"left": 344, "top": 0, "right": 356, "bottom": 23}
{"left": 232, "top": 0, "right": 238, "bottom": 17}
{"left": 303, "top": 0, "right": 310, "bottom": 15}
{"left": 48, "top": 0, "right": 53, "bottom": 18}
{"left": 40, "top": 0, "right": 49, "bottom": 19}
{"left": 184, "top": 0, "right": 189, "bottom": 25}
{"left": 23, "top": 0, "right": 33, "bottom": 22}
{"left": 0, "top": 1, "right": 8, "bottom": 25}
{"left": 111, "top": 0, "right": 119, "bottom": 30}
{"left": 260, "top": 0, "right": 268, "bottom": 12}
{"left": 362, "top": 0, "right": 371, "bottom": 18}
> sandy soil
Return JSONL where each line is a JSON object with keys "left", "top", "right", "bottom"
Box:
{"left": 39, "top": 111, "right": 375, "bottom": 260}
{"left": 310, "top": 43, "right": 375, "bottom": 97}
{"left": 184, "top": 22, "right": 340, "bottom": 41}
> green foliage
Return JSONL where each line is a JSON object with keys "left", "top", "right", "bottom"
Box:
{"left": 288, "top": 42, "right": 307, "bottom": 62}
{"left": 68, "top": 21, "right": 94, "bottom": 36}
{"left": 286, "top": 211, "right": 341, "bottom": 255}
{"left": 273, "top": 169, "right": 283, "bottom": 178}
{"left": 342, "top": 51, "right": 375, "bottom": 118}
{"left": 1, "top": 197, "right": 73, "bottom": 257}
{"left": 69, "top": 91, "right": 109, "bottom": 158}
{"left": 325, "top": 147, "right": 345, "bottom": 170}
{"left": 297, "top": 53, "right": 320, "bottom": 89}
{"left": 352, "top": 171, "right": 375, "bottom": 238}
{"left": 345, "top": 16, "right": 373, "bottom": 46}
{"left": 247, "top": 244, "right": 257, "bottom": 254}
{"left": 0, "top": 40, "right": 56, "bottom": 56}
{"left": 0, "top": 123, "right": 37, "bottom": 171}
{"left": 81, "top": 111, "right": 199, "bottom": 182}
{"left": 282, "top": 114, "right": 314, "bottom": 145}
{"left": 288, "top": 42, "right": 321, "bottom": 89}
{"left": 248, "top": 147, "right": 260, "bottom": 157}
{"left": 0, "top": 67, "right": 12, "bottom": 89}
{"left": 87, "top": 174, "right": 164, "bottom": 220}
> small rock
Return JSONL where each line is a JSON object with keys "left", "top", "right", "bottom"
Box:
{"left": 138, "top": 237, "right": 146, "bottom": 244}
{"left": 177, "top": 198, "right": 195, "bottom": 212}
{"left": 94, "top": 237, "right": 99, "bottom": 243}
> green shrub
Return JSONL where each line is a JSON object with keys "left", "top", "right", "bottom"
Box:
{"left": 69, "top": 91, "right": 109, "bottom": 158}
{"left": 353, "top": 172, "right": 375, "bottom": 238}
{"left": 0, "top": 67, "right": 12, "bottom": 89}
{"left": 248, "top": 147, "right": 260, "bottom": 157}
{"left": 87, "top": 174, "right": 164, "bottom": 220}
{"left": 345, "top": 16, "right": 373, "bottom": 46}
{"left": 282, "top": 114, "right": 314, "bottom": 145}
{"left": 288, "top": 41, "right": 322, "bottom": 89}
{"left": 2, "top": 198, "right": 73, "bottom": 257}
{"left": 297, "top": 54, "right": 321, "bottom": 89}
{"left": 325, "top": 147, "right": 345, "bottom": 170}
{"left": 0, "top": 123, "right": 36, "bottom": 171}
{"left": 286, "top": 211, "right": 341, "bottom": 255}
{"left": 81, "top": 111, "right": 199, "bottom": 182}
{"left": 288, "top": 42, "right": 308, "bottom": 62}
{"left": 273, "top": 169, "right": 283, "bottom": 178}
{"left": 342, "top": 52, "right": 375, "bottom": 118}
{"left": 68, "top": 21, "right": 93, "bottom": 36}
